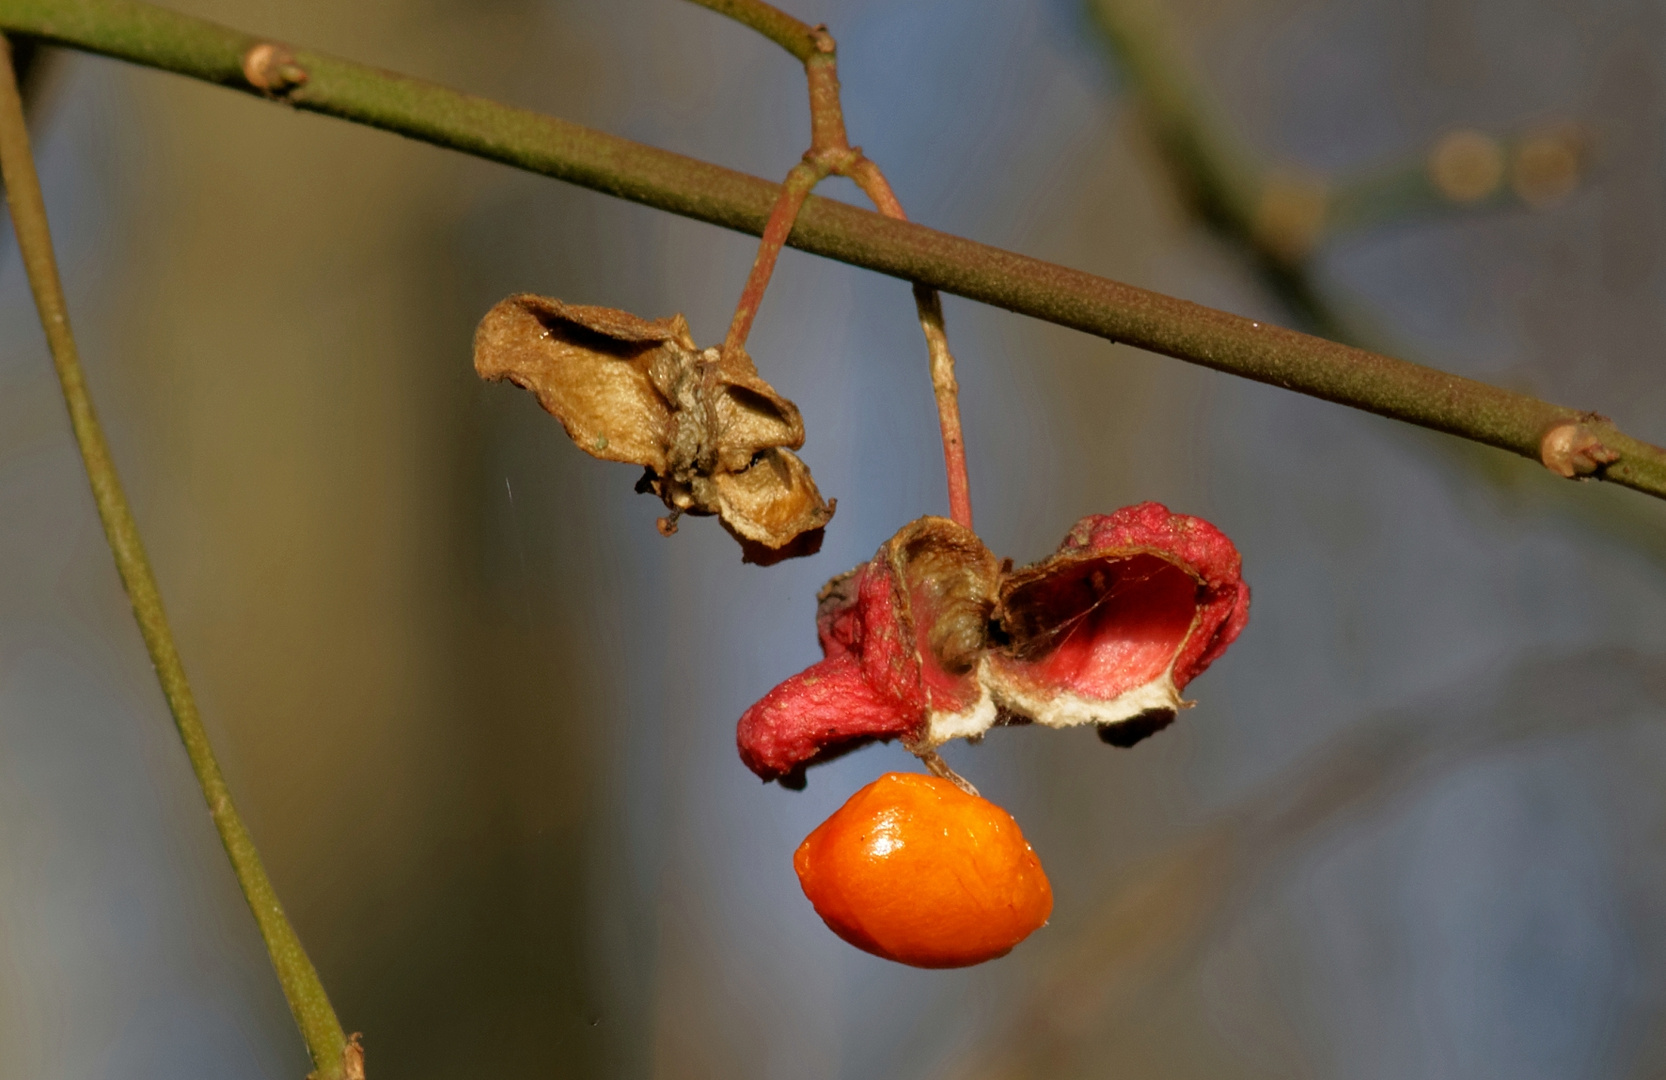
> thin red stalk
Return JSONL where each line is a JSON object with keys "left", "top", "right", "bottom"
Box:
{"left": 715, "top": 6, "right": 976, "bottom": 527}
{"left": 910, "top": 285, "right": 972, "bottom": 528}
{"left": 723, "top": 157, "right": 831, "bottom": 354}
{"left": 846, "top": 157, "right": 974, "bottom": 528}
{"left": 708, "top": 5, "right": 976, "bottom": 524}
{"left": 704, "top": 4, "right": 842, "bottom": 358}
{"left": 803, "top": 36, "right": 974, "bottom": 527}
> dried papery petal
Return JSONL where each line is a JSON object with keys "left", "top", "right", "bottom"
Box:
{"left": 984, "top": 502, "right": 1249, "bottom": 746}
{"left": 705, "top": 346, "right": 806, "bottom": 469}
{"left": 474, "top": 294, "right": 686, "bottom": 469}
{"left": 714, "top": 447, "right": 834, "bottom": 564}
{"left": 474, "top": 294, "right": 834, "bottom": 558}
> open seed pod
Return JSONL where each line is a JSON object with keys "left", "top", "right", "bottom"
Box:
{"left": 985, "top": 501, "right": 1251, "bottom": 746}
{"left": 736, "top": 517, "right": 999, "bottom": 786}
{"left": 736, "top": 503, "right": 1249, "bottom": 785}
{"left": 474, "top": 294, "right": 834, "bottom": 562}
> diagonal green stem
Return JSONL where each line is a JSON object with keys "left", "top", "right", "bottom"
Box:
{"left": 683, "top": 0, "right": 820, "bottom": 60}
{"left": 0, "top": 31, "right": 351, "bottom": 1080}
{"left": 723, "top": 156, "right": 832, "bottom": 353}
{"left": 0, "top": 0, "right": 1662, "bottom": 504}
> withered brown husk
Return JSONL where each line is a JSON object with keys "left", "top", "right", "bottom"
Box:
{"left": 474, "top": 294, "right": 834, "bottom": 560}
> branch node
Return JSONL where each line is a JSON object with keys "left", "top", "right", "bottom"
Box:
{"left": 344, "top": 1033, "right": 365, "bottom": 1080}
{"left": 1540, "top": 418, "right": 1621, "bottom": 479}
{"left": 241, "top": 42, "right": 308, "bottom": 97}
{"left": 805, "top": 143, "right": 859, "bottom": 173}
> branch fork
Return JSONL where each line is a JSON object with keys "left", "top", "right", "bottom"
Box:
{"left": 7, "top": 0, "right": 1666, "bottom": 502}
{"left": 702, "top": 0, "right": 976, "bottom": 530}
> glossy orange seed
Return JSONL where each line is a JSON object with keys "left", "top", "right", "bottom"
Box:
{"left": 794, "top": 772, "right": 1053, "bottom": 968}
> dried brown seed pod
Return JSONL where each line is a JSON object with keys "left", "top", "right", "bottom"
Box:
{"left": 474, "top": 294, "right": 834, "bottom": 561}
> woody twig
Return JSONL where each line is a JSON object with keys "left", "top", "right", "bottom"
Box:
{"left": 694, "top": 0, "right": 976, "bottom": 529}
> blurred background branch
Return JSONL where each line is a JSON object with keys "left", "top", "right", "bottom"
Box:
{"left": 1087, "top": 0, "right": 1593, "bottom": 330}
{"left": 1325, "top": 125, "right": 1588, "bottom": 240}
{"left": 1085, "top": 0, "right": 1666, "bottom": 568}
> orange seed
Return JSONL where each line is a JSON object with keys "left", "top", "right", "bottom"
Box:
{"left": 794, "top": 772, "right": 1053, "bottom": 968}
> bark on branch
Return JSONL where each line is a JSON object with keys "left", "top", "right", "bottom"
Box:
{"left": 2, "top": 0, "right": 1663, "bottom": 500}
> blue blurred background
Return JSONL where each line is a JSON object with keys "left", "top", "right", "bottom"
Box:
{"left": 3, "top": 0, "right": 1666, "bottom": 1076}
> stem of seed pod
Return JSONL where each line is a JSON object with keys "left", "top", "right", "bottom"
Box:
{"left": 721, "top": 29, "right": 847, "bottom": 357}
{"left": 697, "top": 0, "right": 978, "bottom": 529}
{"left": 722, "top": 156, "right": 832, "bottom": 355}
{"left": 803, "top": 34, "right": 848, "bottom": 153}
{"left": 918, "top": 748, "right": 980, "bottom": 798}
{"left": 844, "top": 158, "right": 974, "bottom": 530}
{"left": 808, "top": 38, "right": 974, "bottom": 529}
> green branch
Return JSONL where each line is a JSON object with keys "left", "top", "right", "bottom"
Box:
{"left": 1, "top": 0, "right": 1663, "bottom": 503}
{"left": 683, "top": 0, "right": 822, "bottom": 61}
{"left": 0, "top": 30, "right": 353, "bottom": 1080}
